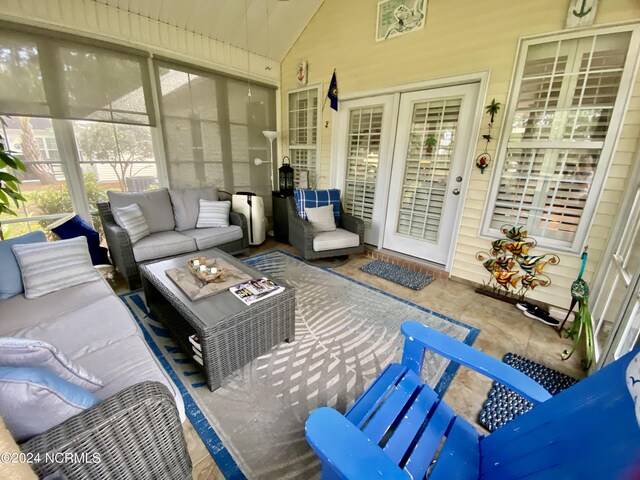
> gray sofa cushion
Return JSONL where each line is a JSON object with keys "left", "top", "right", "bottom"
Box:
{"left": 182, "top": 226, "right": 243, "bottom": 250}
{"left": 10, "top": 296, "right": 140, "bottom": 360}
{"left": 108, "top": 188, "right": 175, "bottom": 233}
{"left": 12, "top": 237, "right": 101, "bottom": 299}
{"left": 169, "top": 187, "right": 218, "bottom": 231}
{"left": 0, "top": 278, "right": 113, "bottom": 335}
{"left": 313, "top": 228, "right": 360, "bottom": 252}
{"left": 75, "top": 335, "right": 185, "bottom": 422}
{"left": 132, "top": 231, "right": 196, "bottom": 262}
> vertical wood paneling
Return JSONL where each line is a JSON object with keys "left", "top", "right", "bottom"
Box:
{"left": 280, "top": 0, "right": 640, "bottom": 308}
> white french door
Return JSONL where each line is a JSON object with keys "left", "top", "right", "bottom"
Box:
{"left": 335, "top": 96, "right": 396, "bottom": 245}
{"left": 382, "top": 84, "right": 479, "bottom": 265}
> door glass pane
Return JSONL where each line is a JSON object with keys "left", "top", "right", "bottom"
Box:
{"left": 344, "top": 106, "right": 383, "bottom": 226}
{"left": 396, "top": 98, "right": 461, "bottom": 242}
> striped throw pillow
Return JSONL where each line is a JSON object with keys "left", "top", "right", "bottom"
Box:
{"left": 113, "top": 203, "right": 150, "bottom": 244}
{"left": 11, "top": 237, "right": 101, "bottom": 299}
{"left": 196, "top": 199, "right": 230, "bottom": 228}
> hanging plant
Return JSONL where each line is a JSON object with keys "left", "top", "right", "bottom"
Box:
{"left": 0, "top": 127, "right": 26, "bottom": 240}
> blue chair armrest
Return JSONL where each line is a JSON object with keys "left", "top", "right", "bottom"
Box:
{"left": 400, "top": 321, "right": 552, "bottom": 404}
{"left": 306, "top": 407, "right": 407, "bottom": 480}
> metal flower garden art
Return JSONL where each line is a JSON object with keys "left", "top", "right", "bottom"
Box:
{"left": 476, "top": 225, "right": 560, "bottom": 300}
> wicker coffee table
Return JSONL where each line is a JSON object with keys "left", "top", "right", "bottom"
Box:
{"left": 140, "top": 248, "right": 295, "bottom": 391}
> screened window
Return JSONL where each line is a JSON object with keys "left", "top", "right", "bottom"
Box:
{"left": 0, "top": 29, "right": 156, "bottom": 238}
{"left": 288, "top": 87, "right": 319, "bottom": 187}
{"left": 484, "top": 28, "right": 637, "bottom": 250}
{"left": 156, "top": 62, "right": 276, "bottom": 214}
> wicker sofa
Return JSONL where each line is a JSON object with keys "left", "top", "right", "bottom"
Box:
{"left": 98, "top": 187, "right": 249, "bottom": 289}
{"left": 0, "top": 273, "right": 191, "bottom": 479}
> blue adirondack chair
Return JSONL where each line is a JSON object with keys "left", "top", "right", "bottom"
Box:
{"left": 306, "top": 320, "right": 640, "bottom": 479}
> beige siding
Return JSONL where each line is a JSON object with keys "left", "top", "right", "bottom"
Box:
{"left": 0, "top": 0, "right": 279, "bottom": 83}
{"left": 281, "top": 0, "right": 640, "bottom": 307}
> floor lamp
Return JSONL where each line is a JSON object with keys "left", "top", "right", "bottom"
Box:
{"left": 255, "top": 130, "right": 278, "bottom": 190}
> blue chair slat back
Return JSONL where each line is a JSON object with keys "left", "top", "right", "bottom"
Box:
{"left": 479, "top": 347, "right": 640, "bottom": 479}
{"left": 383, "top": 385, "right": 439, "bottom": 464}
{"left": 346, "top": 363, "right": 407, "bottom": 428}
{"left": 362, "top": 370, "right": 422, "bottom": 443}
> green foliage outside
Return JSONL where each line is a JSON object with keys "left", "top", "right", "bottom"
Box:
{"left": 29, "top": 172, "right": 108, "bottom": 232}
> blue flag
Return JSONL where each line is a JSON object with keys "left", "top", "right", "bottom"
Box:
{"left": 327, "top": 71, "right": 338, "bottom": 111}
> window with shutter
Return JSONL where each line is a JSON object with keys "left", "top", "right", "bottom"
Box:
{"left": 288, "top": 87, "right": 319, "bottom": 187}
{"left": 483, "top": 27, "right": 638, "bottom": 251}
{"left": 344, "top": 106, "right": 383, "bottom": 225}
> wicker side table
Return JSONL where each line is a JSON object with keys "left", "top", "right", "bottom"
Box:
{"left": 140, "top": 249, "right": 295, "bottom": 391}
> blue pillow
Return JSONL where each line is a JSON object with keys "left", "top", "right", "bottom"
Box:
{"left": 51, "top": 215, "right": 110, "bottom": 266}
{"left": 0, "top": 231, "right": 46, "bottom": 300}
{"left": 294, "top": 189, "right": 341, "bottom": 223}
{"left": 0, "top": 366, "right": 100, "bottom": 441}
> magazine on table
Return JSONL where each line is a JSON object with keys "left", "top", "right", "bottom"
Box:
{"left": 229, "top": 277, "right": 284, "bottom": 305}
{"left": 188, "top": 334, "right": 203, "bottom": 365}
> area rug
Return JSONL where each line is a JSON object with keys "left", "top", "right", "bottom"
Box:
{"left": 478, "top": 352, "right": 578, "bottom": 432}
{"left": 121, "top": 250, "right": 479, "bottom": 479}
{"left": 361, "top": 259, "right": 434, "bottom": 290}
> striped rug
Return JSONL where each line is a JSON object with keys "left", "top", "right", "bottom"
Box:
{"left": 121, "top": 250, "right": 479, "bottom": 479}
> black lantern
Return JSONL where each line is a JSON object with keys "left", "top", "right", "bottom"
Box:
{"left": 279, "top": 156, "right": 295, "bottom": 195}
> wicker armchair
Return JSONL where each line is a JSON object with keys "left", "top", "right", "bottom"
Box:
{"left": 97, "top": 202, "right": 249, "bottom": 289}
{"left": 287, "top": 196, "right": 365, "bottom": 260}
{"left": 20, "top": 381, "right": 192, "bottom": 480}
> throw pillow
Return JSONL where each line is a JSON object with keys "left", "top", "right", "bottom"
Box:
{"left": 169, "top": 187, "right": 219, "bottom": 231}
{"left": 0, "top": 367, "right": 100, "bottom": 442}
{"left": 304, "top": 205, "right": 337, "bottom": 232}
{"left": 50, "top": 214, "right": 110, "bottom": 266}
{"left": 294, "top": 189, "right": 341, "bottom": 224}
{"left": 0, "top": 337, "right": 103, "bottom": 392}
{"left": 108, "top": 187, "right": 175, "bottom": 233}
{"left": 113, "top": 203, "right": 150, "bottom": 244}
{"left": 196, "top": 199, "right": 231, "bottom": 228}
{"left": 11, "top": 237, "right": 101, "bottom": 299}
{"left": 0, "top": 231, "right": 46, "bottom": 300}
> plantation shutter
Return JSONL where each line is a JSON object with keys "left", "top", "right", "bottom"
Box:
{"left": 490, "top": 31, "right": 632, "bottom": 244}
{"left": 288, "top": 88, "right": 318, "bottom": 186}
{"left": 397, "top": 98, "right": 461, "bottom": 242}
{"left": 344, "top": 106, "right": 383, "bottom": 225}
{"left": 0, "top": 29, "right": 155, "bottom": 126}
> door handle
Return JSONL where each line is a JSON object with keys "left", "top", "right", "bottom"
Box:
{"left": 452, "top": 188, "right": 460, "bottom": 195}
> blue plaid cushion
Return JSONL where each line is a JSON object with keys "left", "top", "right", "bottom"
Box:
{"left": 294, "top": 189, "right": 341, "bottom": 223}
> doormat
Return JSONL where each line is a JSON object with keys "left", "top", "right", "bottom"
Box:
{"left": 122, "top": 250, "right": 479, "bottom": 479}
{"left": 478, "top": 352, "right": 578, "bottom": 432}
{"left": 361, "top": 259, "right": 434, "bottom": 290}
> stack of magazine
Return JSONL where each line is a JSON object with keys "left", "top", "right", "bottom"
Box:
{"left": 229, "top": 277, "right": 284, "bottom": 305}
{"left": 189, "top": 334, "right": 203, "bottom": 366}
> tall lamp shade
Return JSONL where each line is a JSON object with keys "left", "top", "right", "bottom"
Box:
{"left": 262, "top": 130, "right": 278, "bottom": 190}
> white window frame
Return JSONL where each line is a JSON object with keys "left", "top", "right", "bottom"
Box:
{"left": 481, "top": 24, "right": 640, "bottom": 253}
{"left": 286, "top": 84, "right": 322, "bottom": 188}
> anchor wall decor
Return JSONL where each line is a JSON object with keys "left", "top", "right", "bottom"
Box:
{"left": 565, "top": 0, "right": 598, "bottom": 29}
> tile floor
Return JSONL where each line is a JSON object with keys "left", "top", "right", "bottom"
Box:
{"left": 116, "top": 239, "right": 585, "bottom": 479}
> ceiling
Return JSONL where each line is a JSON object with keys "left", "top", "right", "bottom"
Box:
{"left": 93, "top": 0, "right": 325, "bottom": 61}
